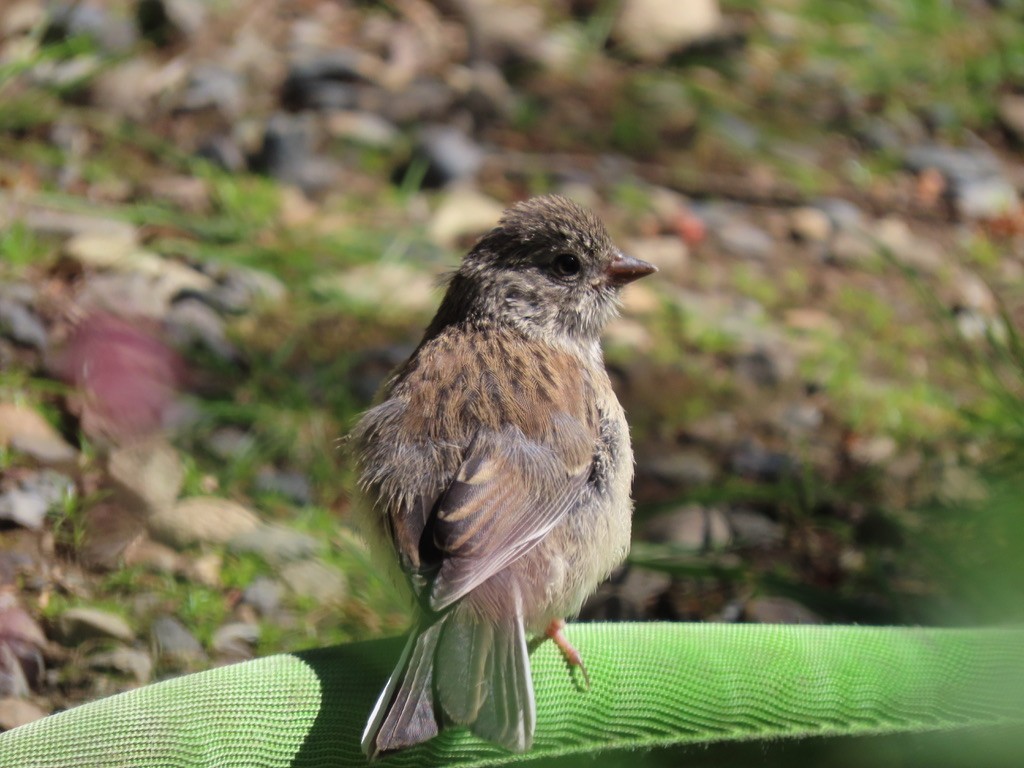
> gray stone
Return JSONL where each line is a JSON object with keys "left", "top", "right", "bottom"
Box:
{"left": 0, "top": 698, "right": 48, "bottom": 730}
{"left": 4, "top": 3, "right": 45, "bottom": 37}
{"left": 87, "top": 646, "right": 153, "bottom": 683}
{"left": 206, "top": 427, "right": 256, "bottom": 461}
{"left": 0, "top": 283, "right": 35, "bottom": 305}
{"left": 998, "top": 93, "right": 1024, "bottom": 145}
{"left": 254, "top": 113, "right": 336, "bottom": 195}
{"left": 381, "top": 79, "right": 455, "bottom": 124}
{"left": 872, "top": 218, "right": 944, "bottom": 274}
{"left": 47, "top": 2, "right": 137, "bottom": 53}
{"left": 281, "top": 50, "right": 368, "bottom": 111}
{"left": 179, "top": 65, "right": 245, "bottom": 117}
{"left": 254, "top": 468, "right": 313, "bottom": 506}
{"left": 956, "top": 271, "right": 997, "bottom": 314}
{"left": 137, "top": 0, "right": 206, "bottom": 44}
{"left": 684, "top": 411, "right": 738, "bottom": 446}
{"left": 280, "top": 560, "right": 347, "bottom": 605}
{"left": 689, "top": 293, "right": 772, "bottom": 348}
{"left": 16, "top": 470, "right": 72, "bottom": 510}
{"left": 189, "top": 552, "right": 222, "bottom": 588}
{"left": 730, "top": 441, "right": 795, "bottom": 483}
{"left": 614, "top": 0, "right": 722, "bottom": 61}
{"left": 716, "top": 219, "right": 775, "bottom": 259}
{"left": 196, "top": 135, "right": 246, "bottom": 173}
{"left": 202, "top": 265, "right": 287, "bottom": 313}
{"left": 855, "top": 117, "right": 905, "bottom": 154}
{"left": 622, "top": 236, "right": 689, "bottom": 281}
{"left": 0, "top": 545, "right": 40, "bottom": 589}
{"left": 727, "top": 508, "right": 785, "bottom": 548}
{"left": 0, "top": 297, "right": 46, "bottom": 350}
{"left": 75, "top": 272, "right": 167, "bottom": 319}
{"left": 579, "top": 566, "right": 670, "bottom": 621}
{"left": 413, "top": 125, "right": 484, "bottom": 187}
{"left": 848, "top": 434, "right": 897, "bottom": 466}
{"left": 0, "top": 649, "right": 33, "bottom": 699}
{"left": 789, "top": 207, "right": 832, "bottom": 243}
{"left": 456, "top": 1, "right": 546, "bottom": 64}
{"left": 90, "top": 57, "right": 174, "bottom": 121}
{"left": 313, "top": 263, "right": 437, "bottom": 317}
{"left": 230, "top": 524, "right": 320, "bottom": 565}
{"left": 0, "top": 404, "right": 72, "bottom": 459}
{"left": 211, "top": 622, "right": 259, "bottom": 659}
{"left": 714, "top": 112, "right": 760, "bottom": 152}
{"left": 149, "top": 496, "right": 260, "bottom": 548}
{"left": 61, "top": 231, "right": 140, "bottom": 269}
{"left": 241, "top": 577, "right": 283, "bottom": 618}
{"left": 427, "top": 188, "right": 505, "bottom": 248}
{"left": 776, "top": 403, "right": 823, "bottom": 434}
{"left": 107, "top": 438, "right": 184, "bottom": 517}
{"left": 166, "top": 298, "right": 238, "bottom": 362}
{"left": 121, "top": 537, "right": 182, "bottom": 574}
{"left": 0, "top": 596, "right": 47, "bottom": 648}
{"left": 734, "top": 347, "right": 789, "bottom": 388}
{"left": 904, "top": 143, "right": 1001, "bottom": 184}
{"left": 643, "top": 505, "right": 730, "bottom": 550}
{"left": 32, "top": 54, "right": 104, "bottom": 91}
{"left": 0, "top": 489, "right": 49, "bottom": 530}
{"left": 258, "top": 112, "right": 313, "bottom": 177}
{"left": 145, "top": 175, "right": 211, "bottom": 214}
{"left": 955, "top": 308, "right": 1004, "bottom": 343}
{"left": 325, "top": 111, "right": 401, "bottom": 148}
{"left": 57, "top": 607, "right": 135, "bottom": 645}
{"left": 613, "top": 567, "right": 672, "bottom": 619}
{"left": 744, "top": 596, "right": 821, "bottom": 624}
{"left": 79, "top": 503, "right": 145, "bottom": 570}
{"left": 644, "top": 450, "right": 717, "bottom": 487}
{"left": 826, "top": 229, "right": 875, "bottom": 266}
{"left": 9, "top": 432, "right": 77, "bottom": 468}
{"left": 150, "top": 616, "right": 206, "bottom": 666}
{"left": 814, "top": 198, "right": 864, "bottom": 232}
{"left": 956, "top": 176, "right": 1019, "bottom": 219}
{"left": 0, "top": 597, "right": 45, "bottom": 697}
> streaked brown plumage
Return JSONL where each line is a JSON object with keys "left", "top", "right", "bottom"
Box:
{"left": 353, "top": 195, "right": 655, "bottom": 757}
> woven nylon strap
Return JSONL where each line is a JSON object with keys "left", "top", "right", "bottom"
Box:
{"left": 2, "top": 623, "right": 1022, "bottom": 767}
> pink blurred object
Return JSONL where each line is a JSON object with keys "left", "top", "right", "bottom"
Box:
{"left": 60, "top": 313, "right": 184, "bottom": 442}
{"left": 674, "top": 207, "right": 707, "bottom": 246}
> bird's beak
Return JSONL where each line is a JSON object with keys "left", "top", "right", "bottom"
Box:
{"left": 605, "top": 251, "right": 657, "bottom": 286}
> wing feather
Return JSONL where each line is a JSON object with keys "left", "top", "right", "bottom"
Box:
{"left": 429, "top": 414, "right": 592, "bottom": 611}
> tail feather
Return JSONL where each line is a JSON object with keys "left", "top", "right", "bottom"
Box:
{"left": 361, "top": 619, "right": 444, "bottom": 758}
{"left": 470, "top": 614, "right": 535, "bottom": 752}
{"left": 435, "top": 602, "right": 535, "bottom": 753}
{"left": 364, "top": 604, "right": 536, "bottom": 757}
{"left": 435, "top": 602, "right": 492, "bottom": 724}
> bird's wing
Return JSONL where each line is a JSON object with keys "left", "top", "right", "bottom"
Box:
{"left": 427, "top": 412, "right": 593, "bottom": 612}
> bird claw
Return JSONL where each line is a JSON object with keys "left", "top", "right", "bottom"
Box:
{"left": 545, "top": 619, "right": 590, "bottom": 690}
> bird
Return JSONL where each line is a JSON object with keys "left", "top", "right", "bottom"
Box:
{"left": 351, "top": 194, "right": 656, "bottom": 758}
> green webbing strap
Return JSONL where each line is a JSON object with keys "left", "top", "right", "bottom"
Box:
{"left": 1, "top": 624, "right": 1022, "bottom": 767}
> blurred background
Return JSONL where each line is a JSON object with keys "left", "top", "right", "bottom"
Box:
{"left": 1, "top": 0, "right": 1024, "bottom": 761}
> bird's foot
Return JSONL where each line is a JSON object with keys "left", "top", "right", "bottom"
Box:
{"left": 545, "top": 619, "right": 590, "bottom": 690}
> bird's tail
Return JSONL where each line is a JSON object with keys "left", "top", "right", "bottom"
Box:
{"left": 361, "top": 603, "right": 536, "bottom": 757}
{"left": 361, "top": 617, "right": 444, "bottom": 758}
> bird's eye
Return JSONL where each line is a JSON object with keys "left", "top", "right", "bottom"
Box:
{"left": 551, "top": 252, "right": 581, "bottom": 278}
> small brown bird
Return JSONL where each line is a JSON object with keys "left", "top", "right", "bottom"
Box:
{"left": 353, "top": 195, "right": 655, "bottom": 757}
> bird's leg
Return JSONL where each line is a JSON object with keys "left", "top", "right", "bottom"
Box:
{"left": 545, "top": 619, "right": 590, "bottom": 689}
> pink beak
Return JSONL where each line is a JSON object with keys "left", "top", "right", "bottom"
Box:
{"left": 604, "top": 251, "right": 657, "bottom": 286}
